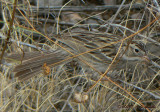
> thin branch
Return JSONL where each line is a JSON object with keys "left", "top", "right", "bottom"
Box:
{"left": 31, "top": 4, "right": 145, "bottom": 12}
{"left": 0, "top": 0, "right": 17, "bottom": 63}
{"left": 13, "top": 3, "right": 145, "bottom": 15}
{"left": 152, "top": 0, "right": 160, "bottom": 12}
{"left": 0, "top": 32, "right": 46, "bottom": 51}
{"left": 106, "top": 0, "right": 126, "bottom": 32}
{"left": 119, "top": 80, "right": 160, "bottom": 100}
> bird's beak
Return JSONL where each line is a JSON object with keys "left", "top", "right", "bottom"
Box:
{"left": 142, "top": 55, "right": 151, "bottom": 63}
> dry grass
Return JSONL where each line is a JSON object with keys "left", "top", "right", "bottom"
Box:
{"left": 0, "top": 0, "right": 160, "bottom": 112}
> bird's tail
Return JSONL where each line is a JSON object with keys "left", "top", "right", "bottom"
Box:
{"left": 4, "top": 49, "right": 70, "bottom": 81}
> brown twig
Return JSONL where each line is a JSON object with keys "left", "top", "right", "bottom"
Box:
{"left": 0, "top": 0, "right": 18, "bottom": 63}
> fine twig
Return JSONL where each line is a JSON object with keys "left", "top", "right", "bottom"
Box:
{"left": 0, "top": 32, "right": 46, "bottom": 51}
{"left": 26, "top": 4, "right": 145, "bottom": 12}
{"left": 119, "top": 80, "right": 160, "bottom": 100}
{"left": 0, "top": 0, "right": 17, "bottom": 63}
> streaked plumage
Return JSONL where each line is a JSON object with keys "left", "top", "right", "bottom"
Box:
{"left": 5, "top": 31, "right": 150, "bottom": 80}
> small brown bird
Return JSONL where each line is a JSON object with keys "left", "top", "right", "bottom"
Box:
{"left": 4, "top": 32, "right": 152, "bottom": 81}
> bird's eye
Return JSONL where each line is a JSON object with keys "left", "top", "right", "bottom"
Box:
{"left": 135, "top": 49, "right": 139, "bottom": 53}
